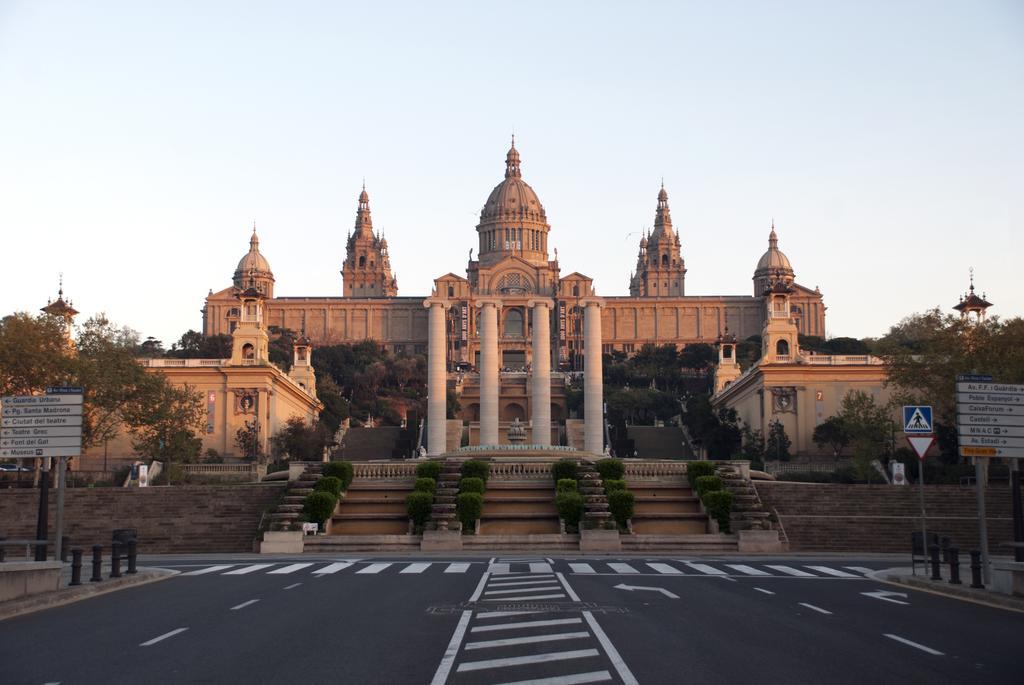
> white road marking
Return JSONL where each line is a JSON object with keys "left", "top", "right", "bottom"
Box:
{"left": 646, "top": 562, "right": 683, "bottom": 575}
{"left": 466, "top": 631, "right": 592, "bottom": 650}
{"left": 685, "top": 562, "right": 727, "bottom": 575}
{"left": 139, "top": 627, "right": 188, "bottom": 646}
{"left": 798, "top": 602, "right": 832, "bottom": 615}
{"left": 614, "top": 583, "right": 679, "bottom": 599}
{"left": 491, "top": 671, "right": 613, "bottom": 685}
{"left": 488, "top": 578, "right": 559, "bottom": 587}
{"left": 468, "top": 570, "right": 491, "bottom": 602}
{"left": 807, "top": 566, "right": 859, "bottom": 578}
{"left": 884, "top": 633, "right": 944, "bottom": 655}
{"left": 445, "top": 562, "right": 471, "bottom": 573}
{"left": 456, "top": 648, "right": 601, "bottom": 672}
{"left": 230, "top": 599, "right": 260, "bottom": 611}
{"left": 489, "top": 563, "right": 511, "bottom": 574}
{"left": 223, "top": 564, "right": 273, "bottom": 575}
{"left": 726, "top": 564, "right": 770, "bottom": 576}
{"left": 429, "top": 609, "right": 473, "bottom": 685}
{"left": 570, "top": 563, "right": 596, "bottom": 574}
{"left": 583, "top": 611, "right": 639, "bottom": 685}
{"left": 557, "top": 572, "right": 582, "bottom": 602}
{"left": 313, "top": 562, "right": 354, "bottom": 575}
{"left": 530, "top": 562, "right": 553, "bottom": 573}
{"left": 474, "top": 611, "right": 544, "bottom": 620}
{"left": 862, "top": 590, "right": 910, "bottom": 605}
{"left": 753, "top": 587, "right": 775, "bottom": 595}
{"left": 356, "top": 563, "right": 392, "bottom": 574}
{"left": 845, "top": 566, "right": 874, "bottom": 574}
{"left": 485, "top": 585, "right": 563, "bottom": 596}
{"left": 482, "top": 593, "right": 566, "bottom": 602}
{"left": 609, "top": 562, "right": 639, "bottom": 574}
{"left": 283, "top": 582, "right": 302, "bottom": 590}
{"left": 471, "top": 618, "right": 583, "bottom": 633}
{"left": 182, "top": 564, "right": 234, "bottom": 576}
{"left": 766, "top": 565, "right": 815, "bottom": 577}
{"left": 401, "top": 562, "right": 431, "bottom": 574}
{"left": 268, "top": 563, "right": 314, "bottom": 575}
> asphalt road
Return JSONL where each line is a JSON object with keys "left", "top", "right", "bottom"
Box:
{"left": 1, "top": 554, "right": 1020, "bottom": 684}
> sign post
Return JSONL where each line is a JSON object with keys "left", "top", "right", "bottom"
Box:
{"left": 1, "top": 387, "right": 84, "bottom": 564}
{"left": 904, "top": 405, "right": 933, "bottom": 562}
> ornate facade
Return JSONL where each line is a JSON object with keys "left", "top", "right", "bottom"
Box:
{"left": 203, "top": 141, "right": 826, "bottom": 361}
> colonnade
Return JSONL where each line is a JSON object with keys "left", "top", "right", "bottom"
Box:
{"left": 424, "top": 296, "right": 604, "bottom": 455}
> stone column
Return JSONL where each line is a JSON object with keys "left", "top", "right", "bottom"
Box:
{"left": 582, "top": 298, "right": 605, "bottom": 454}
{"left": 529, "top": 299, "right": 553, "bottom": 445}
{"left": 477, "top": 299, "right": 501, "bottom": 446}
{"left": 424, "top": 298, "right": 448, "bottom": 455}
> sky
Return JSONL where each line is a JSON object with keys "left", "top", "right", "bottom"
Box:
{"left": 1, "top": 1, "right": 1021, "bottom": 347}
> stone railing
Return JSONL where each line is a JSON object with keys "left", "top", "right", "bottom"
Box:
{"left": 181, "top": 463, "right": 265, "bottom": 480}
{"left": 140, "top": 358, "right": 228, "bottom": 367}
{"left": 488, "top": 462, "right": 553, "bottom": 481}
{"left": 457, "top": 444, "right": 577, "bottom": 454}
{"left": 803, "top": 354, "right": 882, "bottom": 366}
{"left": 622, "top": 460, "right": 690, "bottom": 480}
{"left": 353, "top": 461, "right": 418, "bottom": 480}
{"left": 765, "top": 459, "right": 852, "bottom": 475}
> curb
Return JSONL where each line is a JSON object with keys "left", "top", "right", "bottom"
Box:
{"left": 0, "top": 566, "right": 179, "bottom": 622}
{"left": 867, "top": 567, "right": 1024, "bottom": 614}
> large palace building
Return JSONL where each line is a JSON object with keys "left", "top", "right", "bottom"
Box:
{"left": 203, "top": 141, "right": 826, "bottom": 364}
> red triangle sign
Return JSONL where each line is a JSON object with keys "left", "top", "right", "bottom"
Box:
{"left": 907, "top": 435, "right": 935, "bottom": 461}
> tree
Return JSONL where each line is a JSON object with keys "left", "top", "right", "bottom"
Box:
{"left": 167, "top": 330, "right": 233, "bottom": 359}
{"left": 738, "top": 426, "right": 766, "bottom": 464}
{"left": 836, "top": 390, "right": 892, "bottom": 481}
{"left": 765, "top": 420, "right": 791, "bottom": 461}
{"left": 813, "top": 416, "right": 850, "bottom": 457}
{"left": 123, "top": 378, "right": 205, "bottom": 462}
{"left": 235, "top": 421, "right": 263, "bottom": 461}
{"left": 271, "top": 416, "right": 329, "bottom": 461}
{"left": 0, "top": 313, "right": 75, "bottom": 396}
{"left": 679, "top": 343, "right": 716, "bottom": 370}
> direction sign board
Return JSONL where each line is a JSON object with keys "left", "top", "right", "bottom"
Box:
{"left": 1, "top": 415, "right": 83, "bottom": 427}
{"left": 957, "top": 424, "right": 1024, "bottom": 439}
{"left": 1, "top": 426, "right": 83, "bottom": 438}
{"left": 958, "top": 434, "right": 1024, "bottom": 449}
{"left": 957, "top": 378, "right": 1024, "bottom": 459}
{"left": 903, "top": 406, "right": 933, "bottom": 434}
{"left": 1, "top": 404, "right": 82, "bottom": 418}
{"left": 1, "top": 436, "right": 82, "bottom": 449}
{"left": 0, "top": 394, "right": 83, "bottom": 406}
{"left": 1, "top": 389, "right": 84, "bottom": 459}
{"left": 961, "top": 446, "right": 1024, "bottom": 458}
{"left": 0, "top": 446, "right": 81, "bottom": 458}
{"left": 955, "top": 381, "right": 1024, "bottom": 395}
{"left": 957, "top": 412, "right": 1024, "bottom": 428}
{"left": 45, "top": 386, "right": 84, "bottom": 395}
{"left": 956, "top": 392, "right": 1023, "bottom": 406}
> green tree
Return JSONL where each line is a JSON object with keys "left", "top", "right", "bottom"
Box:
{"left": 123, "top": 378, "right": 205, "bottom": 462}
{"left": 836, "top": 390, "right": 892, "bottom": 481}
{"left": 0, "top": 312, "right": 75, "bottom": 396}
{"left": 679, "top": 343, "right": 716, "bottom": 370}
{"left": 235, "top": 420, "right": 263, "bottom": 461}
{"left": 765, "top": 420, "right": 791, "bottom": 461}
{"left": 812, "top": 416, "right": 850, "bottom": 457}
{"left": 167, "top": 330, "right": 233, "bottom": 359}
{"left": 738, "top": 426, "right": 766, "bottom": 464}
{"left": 271, "top": 416, "right": 330, "bottom": 461}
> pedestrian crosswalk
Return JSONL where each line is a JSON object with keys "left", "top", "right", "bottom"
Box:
{"left": 177, "top": 559, "right": 876, "bottom": 579}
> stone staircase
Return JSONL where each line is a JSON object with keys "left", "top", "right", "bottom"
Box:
{"left": 339, "top": 426, "right": 403, "bottom": 460}
{"left": 627, "top": 426, "right": 694, "bottom": 460}
{"left": 718, "top": 463, "right": 775, "bottom": 533}
{"left": 479, "top": 482, "right": 560, "bottom": 535}
{"left": 426, "top": 459, "right": 461, "bottom": 531}
{"left": 626, "top": 478, "right": 709, "bottom": 535}
{"left": 577, "top": 460, "right": 612, "bottom": 527}
{"left": 329, "top": 481, "right": 414, "bottom": 535}
{"left": 266, "top": 463, "right": 323, "bottom": 531}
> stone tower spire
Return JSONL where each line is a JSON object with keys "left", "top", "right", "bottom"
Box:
{"left": 341, "top": 185, "right": 398, "bottom": 297}
{"left": 629, "top": 184, "right": 687, "bottom": 297}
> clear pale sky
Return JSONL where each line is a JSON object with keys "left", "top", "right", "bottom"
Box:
{"left": 1, "top": 1, "right": 1021, "bottom": 346}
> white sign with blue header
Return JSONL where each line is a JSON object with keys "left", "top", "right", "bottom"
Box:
{"left": 903, "top": 405, "right": 933, "bottom": 434}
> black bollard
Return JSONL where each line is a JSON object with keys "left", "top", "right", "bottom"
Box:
{"left": 61, "top": 536, "right": 70, "bottom": 563}
{"left": 90, "top": 545, "right": 103, "bottom": 582}
{"left": 126, "top": 539, "right": 137, "bottom": 574}
{"left": 940, "top": 536, "right": 950, "bottom": 563}
{"left": 970, "top": 550, "right": 984, "bottom": 589}
{"left": 948, "top": 547, "right": 962, "bottom": 585}
{"left": 929, "top": 544, "right": 942, "bottom": 580}
{"left": 70, "top": 548, "right": 83, "bottom": 586}
{"left": 0, "top": 535, "right": 5, "bottom": 562}
{"left": 110, "top": 541, "right": 121, "bottom": 578}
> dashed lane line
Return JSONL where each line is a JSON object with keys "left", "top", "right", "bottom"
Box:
{"left": 139, "top": 628, "right": 189, "bottom": 647}
{"left": 283, "top": 582, "right": 302, "bottom": 590}
{"left": 268, "top": 563, "right": 314, "bottom": 575}
{"left": 883, "top": 634, "right": 944, "bottom": 656}
{"left": 753, "top": 588, "right": 776, "bottom": 595}
{"left": 470, "top": 618, "right": 583, "bottom": 633}
{"left": 230, "top": 599, "right": 260, "bottom": 611}
{"left": 465, "top": 632, "right": 593, "bottom": 651}
{"left": 455, "top": 649, "right": 602, "bottom": 673}
{"left": 798, "top": 603, "right": 833, "bottom": 615}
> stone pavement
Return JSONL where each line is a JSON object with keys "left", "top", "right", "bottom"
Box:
{"left": 0, "top": 563, "right": 177, "bottom": 622}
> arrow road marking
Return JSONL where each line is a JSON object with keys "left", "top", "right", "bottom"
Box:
{"left": 862, "top": 590, "right": 910, "bottom": 605}
{"left": 613, "top": 583, "right": 679, "bottom": 599}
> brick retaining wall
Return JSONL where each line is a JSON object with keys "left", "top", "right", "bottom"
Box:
{"left": 755, "top": 481, "right": 1015, "bottom": 553}
{"left": 0, "top": 484, "right": 286, "bottom": 555}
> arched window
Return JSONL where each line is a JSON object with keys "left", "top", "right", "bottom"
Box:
{"left": 242, "top": 343, "right": 255, "bottom": 360}
{"left": 776, "top": 339, "right": 790, "bottom": 357}
{"left": 447, "top": 285, "right": 454, "bottom": 297}
{"left": 505, "top": 309, "right": 524, "bottom": 337}
{"left": 358, "top": 255, "right": 366, "bottom": 267}
{"left": 661, "top": 254, "right": 669, "bottom": 267}
{"left": 572, "top": 285, "right": 579, "bottom": 297}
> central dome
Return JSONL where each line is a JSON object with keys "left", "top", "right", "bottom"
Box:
{"left": 479, "top": 141, "right": 547, "bottom": 225}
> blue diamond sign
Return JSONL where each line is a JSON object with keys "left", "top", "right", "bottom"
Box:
{"left": 903, "top": 405, "right": 933, "bottom": 434}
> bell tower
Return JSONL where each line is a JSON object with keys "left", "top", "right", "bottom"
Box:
{"left": 629, "top": 184, "right": 686, "bottom": 296}
{"left": 288, "top": 335, "right": 317, "bottom": 396}
{"left": 230, "top": 287, "right": 270, "bottom": 365}
{"left": 760, "top": 280, "right": 800, "bottom": 364}
{"left": 714, "top": 328, "right": 741, "bottom": 393}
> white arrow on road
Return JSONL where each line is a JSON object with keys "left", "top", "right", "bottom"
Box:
{"left": 861, "top": 590, "right": 909, "bottom": 605}
{"left": 614, "top": 583, "right": 679, "bottom": 599}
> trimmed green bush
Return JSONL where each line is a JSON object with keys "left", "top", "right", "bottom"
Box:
{"left": 603, "top": 478, "right": 627, "bottom": 494}
{"left": 702, "top": 490, "right": 733, "bottom": 533}
{"left": 552, "top": 459, "right": 578, "bottom": 483}
{"left": 302, "top": 491, "right": 338, "bottom": 526}
{"left": 555, "top": 491, "right": 585, "bottom": 528}
{"left": 313, "top": 476, "right": 343, "bottom": 497}
{"left": 693, "top": 475, "right": 723, "bottom": 499}
{"left": 414, "top": 477, "right": 437, "bottom": 493}
{"left": 460, "top": 459, "right": 489, "bottom": 483}
{"left": 595, "top": 458, "right": 625, "bottom": 481}
{"left": 416, "top": 461, "right": 442, "bottom": 481}
{"left": 459, "top": 477, "right": 485, "bottom": 494}
{"left": 456, "top": 492, "right": 484, "bottom": 531}
{"left": 322, "top": 461, "right": 354, "bottom": 490}
{"left": 406, "top": 491, "right": 434, "bottom": 528}
{"left": 556, "top": 478, "right": 578, "bottom": 493}
{"left": 608, "top": 490, "right": 635, "bottom": 528}
{"left": 686, "top": 461, "right": 717, "bottom": 483}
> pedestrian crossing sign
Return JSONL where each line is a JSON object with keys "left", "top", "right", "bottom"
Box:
{"left": 903, "top": 405, "right": 933, "bottom": 434}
